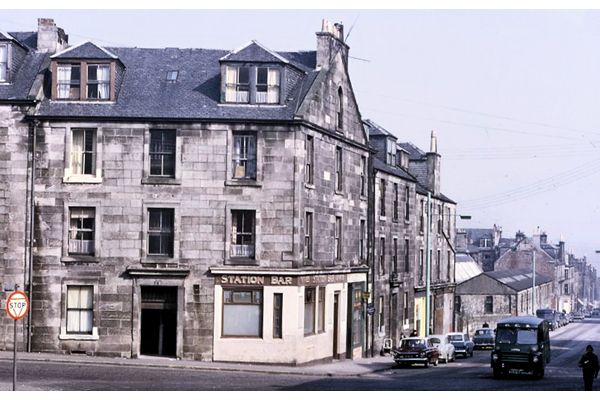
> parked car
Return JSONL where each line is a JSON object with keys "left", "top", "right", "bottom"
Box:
{"left": 536, "top": 308, "right": 558, "bottom": 330}
{"left": 393, "top": 337, "right": 440, "bottom": 367}
{"left": 473, "top": 328, "right": 495, "bottom": 350}
{"left": 565, "top": 312, "right": 573, "bottom": 323}
{"left": 429, "top": 334, "right": 455, "bottom": 363}
{"left": 447, "top": 332, "right": 474, "bottom": 358}
{"left": 573, "top": 312, "right": 584, "bottom": 320}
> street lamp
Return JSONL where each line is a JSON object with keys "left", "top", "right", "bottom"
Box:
{"left": 425, "top": 191, "right": 471, "bottom": 336}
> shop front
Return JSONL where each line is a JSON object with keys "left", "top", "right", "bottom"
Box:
{"left": 210, "top": 268, "right": 367, "bottom": 365}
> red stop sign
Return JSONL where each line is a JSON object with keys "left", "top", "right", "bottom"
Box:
{"left": 6, "top": 291, "right": 29, "bottom": 320}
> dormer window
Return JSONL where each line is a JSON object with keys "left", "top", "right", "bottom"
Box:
{"left": 386, "top": 138, "right": 397, "bottom": 166}
{"left": 0, "top": 44, "right": 7, "bottom": 82}
{"left": 54, "top": 61, "right": 113, "bottom": 101}
{"left": 223, "top": 65, "right": 280, "bottom": 104}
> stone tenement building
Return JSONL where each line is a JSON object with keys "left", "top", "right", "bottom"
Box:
{"left": 0, "top": 18, "right": 459, "bottom": 364}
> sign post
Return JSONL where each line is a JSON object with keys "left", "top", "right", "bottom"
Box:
{"left": 6, "top": 289, "right": 29, "bottom": 391}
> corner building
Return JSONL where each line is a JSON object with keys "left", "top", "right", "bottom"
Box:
{"left": 0, "top": 19, "right": 369, "bottom": 365}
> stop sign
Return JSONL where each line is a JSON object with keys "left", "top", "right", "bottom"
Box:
{"left": 6, "top": 291, "right": 29, "bottom": 320}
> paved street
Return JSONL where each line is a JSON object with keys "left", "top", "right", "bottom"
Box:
{"left": 1, "top": 318, "right": 599, "bottom": 391}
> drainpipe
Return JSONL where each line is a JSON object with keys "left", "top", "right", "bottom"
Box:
{"left": 27, "top": 120, "right": 38, "bottom": 352}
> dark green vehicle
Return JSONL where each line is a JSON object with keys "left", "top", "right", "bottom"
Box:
{"left": 490, "top": 315, "right": 551, "bottom": 379}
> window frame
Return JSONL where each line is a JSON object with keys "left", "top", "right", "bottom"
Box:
{"left": 304, "top": 287, "right": 316, "bottom": 336}
{"left": 225, "top": 203, "right": 260, "bottom": 265}
{"left": 0, "top": 44, "right": 8, "bottom": 82}
{"left": 141, "top": 202, "right": 179, "bottom": 264}
{"left": 149, "top": 129, "right": 176, "bottom": 178}
{"left": 62, "top": 202, "right": 102, "bottom": 262}
{"left": 68, "top": 207, "right": 96, "bottom": 256}
{"left": 231, "top": 131, "right": 257, "bottom": 180}
{"left": 147, "top": 208, "right": 175, "bottom": 257}
{"left": 273, "top": 293, "right": 283, "bottom": 339}
{"left": 53, "top": 60, "right": 114, "bottom": 101}
{"left": 59, "top": 280, "right": 99, "bottom": 341}
{"left": 142, "top": 128, "right": 181, "bottom": 185}
{"left": 335, "top": 146, "right": 343, "bottom": 192}
{"left": 63, "top": 126, "right": 103, "bottom": 184}
{"left": 334, "top": 216, "right": 342, "bottom": 261}
{"left": 222, "top": 287, "right": 263, "bottom": 338}
{"left": 223, "top": 64, "right": 282, "bottom": 105}
{"left": 485, "top": 296, "right": 493, "bottom": 314}
{"left": 305, "top": 135, "right": 314, "bottom": 185}
{"left": 304, "top": 211, "right": 313, "bottom": 261}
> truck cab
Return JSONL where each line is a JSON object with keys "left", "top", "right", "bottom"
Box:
{"left": 491, "top": 315, "right": 550, "bottom": 379}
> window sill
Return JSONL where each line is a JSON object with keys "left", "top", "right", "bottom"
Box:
{"left": 305, "top": 183, "right": 316, "bottom": 190}
{"left": 225, "top": 180, "right": 262, "bottom": 188}
{"left": 62, "top": 256, "right": 100, "bottom": 263}
{"left": 63, "top": 175, "right": 103, "bottom": 184}
{"left": 334, "top": 190, "right": 344, "bottom": 196}
{"left": 141, "top": 257, "right": 179, "bottom": 265}
{"left": 142, "top": 177, "right": 181, "bottom": 185}
{"left": 379, "top": 215, "right": 387, "bottom": 222}
{"left": 303, "top": 260, "right": 315, "bottom": 266}
{"left": 59, "top": 334, "right": 100, "bottom": 341}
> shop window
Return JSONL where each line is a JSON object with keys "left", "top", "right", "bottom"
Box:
{"left": 223, "top": 288, "right": 263, "bottom": 337}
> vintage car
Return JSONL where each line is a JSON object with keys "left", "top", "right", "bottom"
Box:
{"left": 447, "top": 332, "right": 474, "bottom": 358}
{"left": 393, "top": 337, "right": 440, "bottom": 367}
{"left": 429, "top": 334, "right": 455, "bottom": 363}
{"left": 473, "top": 328, "right": 495, "bottom": 349}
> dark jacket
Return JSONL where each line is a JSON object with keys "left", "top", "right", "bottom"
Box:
{"left": 579, "top": 351, "right": 600, "bottom": 377}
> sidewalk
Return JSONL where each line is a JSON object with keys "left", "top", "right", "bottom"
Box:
{"left": 0, "top": 350, "right": 395, "bottom": 382}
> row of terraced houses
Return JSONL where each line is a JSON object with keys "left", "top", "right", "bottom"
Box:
{"left": 3, "top": 17, "right": 584, "bottom": 366}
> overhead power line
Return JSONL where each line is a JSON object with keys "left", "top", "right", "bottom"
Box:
{"left": 459, "top": 158, "right": 600, "bottom": 211}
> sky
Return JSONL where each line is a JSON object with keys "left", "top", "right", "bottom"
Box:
{"left": 2, "top": 4, "right": 600, "bottom": 268}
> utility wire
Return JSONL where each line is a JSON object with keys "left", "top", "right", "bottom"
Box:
{"left": 459, "top": 158, "right": 600, "bottom": 211}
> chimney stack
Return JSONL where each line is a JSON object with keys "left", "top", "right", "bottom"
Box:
{"left": 316, "top": 19, "right": 348, "bottom": 69}
{"left": 426, "top": 130, "right": 441, "bottom": 195}
{"left": 37, "top": 18, "right": 68, "bottom": 53}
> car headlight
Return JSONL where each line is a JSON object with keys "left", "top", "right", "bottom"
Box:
{"left": 531, "top": 345, "right": 538, "bottom": 352}
{"left": 492, "top": 353, "right": 499, "bottom": 361}
{"left": 533, "top": 355, "right": 539, "bottom": 363}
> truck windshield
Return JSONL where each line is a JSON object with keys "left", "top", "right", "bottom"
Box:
{"left": 497, "top": 328, "right": 537, "bottom": 345}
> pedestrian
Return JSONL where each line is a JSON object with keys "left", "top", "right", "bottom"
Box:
{"left": 410, "top": 329, "right": 418, "bottom": 337}
{"left": 483, "top": 322, "right": 489, "bottom": 328}
{"left": 578, "top": 345, "right": 599, "bottom": 390}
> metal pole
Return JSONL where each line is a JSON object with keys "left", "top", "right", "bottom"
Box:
{"left": 426, "top": 191, "right": 431, "bottom": 336}
{"left": 13, "top": 283, "right": 20, "bottom": 391}
{"left": 532, "top": 250, "right": 536, "bottom": 314}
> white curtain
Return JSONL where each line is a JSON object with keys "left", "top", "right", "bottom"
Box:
{"left": 267, "top": 68, "right": 280, "bottom": 103}
{"left": 57, "top": 65, "right": 72, "bottom": 99}
{"left": 0, "top": 46, "right": 6, "bottom": 81}
{"left": 97, "top": 65, "right": 110, "bottom": 99}
{"left": 67, "top": 286, "right": 93, "bottom": 334}
{"left": 225, "top": 66, "right": 237, "bottom": 102}
{"left": 71, "top": 131, "right": 84, "bottom": 174}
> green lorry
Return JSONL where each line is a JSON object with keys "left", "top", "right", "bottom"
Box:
{"left": 490, "top": 315, "right": 551, "bottom": 379}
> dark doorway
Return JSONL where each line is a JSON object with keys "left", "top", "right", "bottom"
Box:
{"left": 333, "top": 292, "right": 340, "bottom": 358}
{"left": 140, "top": 286, "right": 177, "bottom": 357}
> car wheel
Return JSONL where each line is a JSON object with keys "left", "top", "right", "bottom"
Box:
{"left": 424, "top": 359, "right": 429, "bottom": 368}
{"left": 434, "top": 358, "right": 438, "bottom": 366}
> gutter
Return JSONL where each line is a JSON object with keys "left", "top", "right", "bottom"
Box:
{"left": 26, "top": 120, "right": 38, "bottom": 352}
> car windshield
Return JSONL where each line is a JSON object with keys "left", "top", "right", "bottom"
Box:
{"left": 401, "top": 339, "right": 426, "bottom": 348}
{"left": 475, "top": 330, "right": 490, "bottom": 336}
{"left": 448, "top": 335, "right": 463, "bottom": 341}
{"left": 496, "top": 328, "right": 537, "bottom": 345}
{"left": 430, "top": 338, "right": 441, "bottom": 345}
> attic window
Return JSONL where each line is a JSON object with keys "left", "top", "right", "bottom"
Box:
{"left": 224, "top": 65, "right": 280, "bottom": 104}
{"left": 166, "top": 70, "right": 179, "bottom": 82}
{"left": 0, "top": 44, "right": 7, "bottom": 82}
{"left": 54, "top": 61, "right": 112, "bottom": 101}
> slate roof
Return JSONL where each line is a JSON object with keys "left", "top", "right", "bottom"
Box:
{"left": 0, "top": 31, "right": 46, "bottom": 102}
{"left": 0, "top": 34, "right": 322, "bottom": 121}
{"left": 485, "top": 267, "right": 551, "bottom": 292}
{"left": 364, "top": 120, "right": 455, "bottom": 204}
{"left": 34, "top": 41, "right": 319, "bottom": 121}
